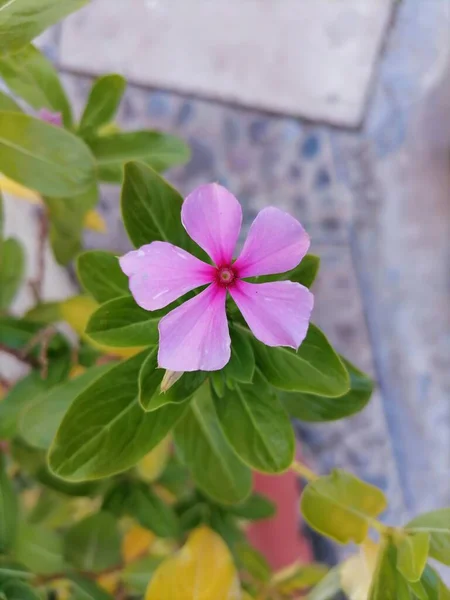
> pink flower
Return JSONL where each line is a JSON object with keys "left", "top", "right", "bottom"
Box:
{"left": 120, "top": 184, "right": 314, "bottom": 372}
{"left": 38, "top": 108, "right": 63, "bottom": 127}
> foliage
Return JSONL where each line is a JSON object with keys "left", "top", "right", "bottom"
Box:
{"left": 0, "top": 3, "right": 448, "bottom": 600}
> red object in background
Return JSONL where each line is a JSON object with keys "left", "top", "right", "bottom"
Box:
{"left": 247, "top": 469, "right": 312, "bottom": 570}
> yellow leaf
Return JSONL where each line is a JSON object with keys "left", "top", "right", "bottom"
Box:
{"left": 0, "top": 176, "right": 104, "bottom": 232}
{"left": 59, "top": 296, "right": 143, "bottom": 358}
{"left": 123, "top": 525, "right": 155, "bottom": 563}
{"left": 137, "top": 436, "right": 172, "bottom": 483}
{"left": 145, "top": 526, "right": 241, "bottom": 600}
{"left": 69, "top": 365, "right": 86, "bottom": 379}
{"left": 97, "top": 572, "right": 119, "bottom": 594}
{"left": 340, "top": 539, "right": 380, "bottom": 600}
{"left": 0, "top": 175, "right": 41, "bottom": 203}
{"left": 84, "top": 209, "right": 107, "bottom": 233}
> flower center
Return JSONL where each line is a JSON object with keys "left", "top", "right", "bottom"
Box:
{"left": 216, "top": 266, "right": 236, "bottom": 287}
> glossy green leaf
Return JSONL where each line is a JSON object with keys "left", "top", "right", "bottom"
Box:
{"left": 13, "top": 523, "right": 64, "bottom": 574}
{"left": 0, "top": 0, "right": 88, "bottom": 54}
{"left": 0, "top": 112, "right": 95, "bottom": 197}
{"left": 252, "top": 323, "right": 349, "bottom": 396}
{"left": 280, "top": 357, "right": 373, "bottom": 422}
{"left": 257, "top": 254, "right": 320, "bottom": 288}
{"left": 0, "top": 237, "right": 25, "bottom": 310}
{"left": 138, "top": 347, "right": 206, "bottom": 411}
{"left": 121, "top": 555, "right": 163, "bottom": 594}
{"left": 174, "top": 384, "right": 252, "bottom": 505}
{"left": 19, "top": 363, "right": 115, "bottom": 449}
{"left": 368, "top": 541, "right": 398, "bottom": 600}
{"left": 396, "top": 571, "right": 413, "bottom": 600}
{"left": 69, "top": 575, "right": 114, "bottom": 600}
{"left": 64, "top": 512, "right": 121, "bottom": 572}
{"left": 44, "top": 183, "right": 98, "bottom": 265}
{"left": 222, "top": 325, "right": 255, "bottom": 384}
{"left": 396, "top": 532, "right": 429, "bottom": 582}
{"left": 0, "top": 90, "right": 21, "bottom": 112}
{"left": 0, "top": 44, "right": 72, "bottom": 126}
{"left": 0, "top": 457, "right": 18, "bottom": 553}
{"left": 409, "top": 564, "right": 450, "bottom": 599}
{"left": 300, "top": 470, "right": 387, "bottom": 544}
{"left": 0, "top": 580, "right": 39, "bottom": 600}
{"left": 85, "top": 295, "right": 161, "bottom": 346}
{"left": 228, "top": 493, "right": 275, "bottom": 521}
{"left": 406, "top": 508, "right": 450, "bottom": 566}
{"left": 212, "top": 374, "right": 294, "bottom": 473}
{"left": 79, "top": 74, "right": 126, "bottom": 135}
{"left": 126, "top": 483, "right": 179, "bottom": 538}
{"left": 236, "top": 543, "right": 271, "bottom": 583}
{"left": 308, "top": 566, "right": 341, "bottom": 600}
{"left": 89, "top": 131, "right": 190, "bottom": 182}
{"left": 48, "top": 352, "right": 187, "bottom": 481}
{"left": 121, "top": 161, "right": 192, "bottom": 249}
{"left": 77, "top": 250, "right": 129, "bottom": 303}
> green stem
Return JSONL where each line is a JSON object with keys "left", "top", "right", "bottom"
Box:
{"left": 290, "top": 459, "right": 318, "bottom": 481}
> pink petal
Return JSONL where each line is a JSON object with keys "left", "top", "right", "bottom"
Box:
{"left": 229, "top": 280, "right": 314, "bottom": 349}
{"left": 119, "top": 242, "right": 215, "bottom": 311}
{"left": 233, "top": 207, "right": 310, "bottom": 278}
{"left": 158, "top": 283, "right": 230, "bottom": 371}
{"left": 181, "top": 183, "right": 242, "bottom": 266}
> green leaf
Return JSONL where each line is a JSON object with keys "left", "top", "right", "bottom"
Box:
{"left": 257, "top": 254, "right": 320, "bottom": 288}
{"left": 252, "top": 323, "right": 349, "bottom": 396}
{"left": 79, "top": 74, "right": 126, "bottom": 135}
{"left": 138, "top": 347, "right": 206, "bottom": 411}
{"left": 121, "top": 556, "right": 163, "bottom": 594}
{"left": 221, "top": 325, "right": 255, "bottom": 384}
{"left": 88, "top": 131, "right": 190, "bottom": 182}
{"left": 0, "top": 44, "right": 72, "bottom": 127}
{"left": 396, "top": 533, "right": 429, "bottom": 582}
{"left": 126, "top": 483, "right": 180, "bottom": 538}
{"left": 228, "top": 493, "right": 275, "bottom": 521}
{"left": 25, "top": 301, "right": 61, "bottom": 324}
{"left": 77, "top": 250, "right": 129, "bottom": 303}
{"left": 275, "top": 563, "right": 328, "bottom": 595}
{"left": 0, "top": 189, "right": 3, "bottom": 237}
{"left": 48, "top": 352, "right": 188, "bottom": 481}
{"left": 212, "top": 373, "right": 295, "bottom": 473}
{"left": 406, "top": 508, "right": 450, "bottom": 566}
{"left": 0, "top": 90, "right": 21, "bottom": 112}
{"left": 69, "top": 575, "right": 114, "bottom": 600}
{"left": 19, "top": 363, "right": 115, "bottom": 449}
{"left": 396, "top": 571, "right": 414, "bottom": 600}
{"left": 0, "top": 371, "right": 51, "bottom": 439}
{"left": 280, "top": 357, "right": 373, "bottom": 422}
{"left": 368, "top": 541, "right": 398, "bottom": 600}
{"left": 300, "top": 470, "right": 387, "bottom": 544}
{"left": 85, "top": 295, "right": 161, "bottom": 347}
{"left": 0, "top": 580, "right": 39, "bottom": 600}
{"left": 0, "top": 457, "right": 18, "bottom": 553}
{"left": 64, "top": 512, "right": 121, "bottom": 572}
{"left": 0, "top": 237, "right": 25, "bottom": 310}
{"left": 236, "top": 543, "right": 271, "bottom": 583}
{"left": 0, "top": 112, "right": 95, "bottom": 197}
{"left": 13, "top": 523, "right": 65, "bottom": 574}
{"left": 0, "top": 0, "right": 88, "bottom": 55}
{"left": 0, "top": 560, "right": 31, "bottom": 582}
{"left": 121, "top": 161, "right": 192, "bottom": 249}
{"left": 43, "top": 183, "right": 98, "bottom": 265}
{"left": 308, "top": 566, "right": 341, "bottom": 600}
{"left": 174, "top": 384, "right": 252, "bottom": 505}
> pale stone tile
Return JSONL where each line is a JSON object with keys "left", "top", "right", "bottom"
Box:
{"left": 59, "top": 0, "right": 393, "bottom": 126}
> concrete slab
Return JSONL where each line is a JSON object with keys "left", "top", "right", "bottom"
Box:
{"left": 59, "top": 0, "right": 393, "bottom": 126}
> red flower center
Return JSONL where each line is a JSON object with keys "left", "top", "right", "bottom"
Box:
{"left": 216, "top": 266, "right": 237, "bottom": 288}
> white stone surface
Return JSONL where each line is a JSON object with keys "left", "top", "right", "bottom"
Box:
{"left": 59, "top": 0, "right": 393, "bottom": 126}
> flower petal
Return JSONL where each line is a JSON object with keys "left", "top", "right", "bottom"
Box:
{"left": 233, "top": 207, "right": 310, "bottom": 278}
{"left": 119, "top": 241, "right": 215, "bottom": 311}
{"left": 229, "top": 280, "right": 314, "bottom": 349}
{"left": 181, "top": 183, "right": 242, "bottom": 266}
{"left": 158, "top": 283, "right": 230, "bottom": 371}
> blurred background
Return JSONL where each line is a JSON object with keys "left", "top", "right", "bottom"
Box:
{"left": 3, "top": 0, "right": 450, "bottom": 567}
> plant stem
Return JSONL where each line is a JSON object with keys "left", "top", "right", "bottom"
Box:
{"left": 290, "top": 460, "right": 318, "bottom": 481}
{"left": 30, "top": 206, "right": 48, "bottom": 303}
{"left": 0, "top": 343, "right": 40, "bottom": 369}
